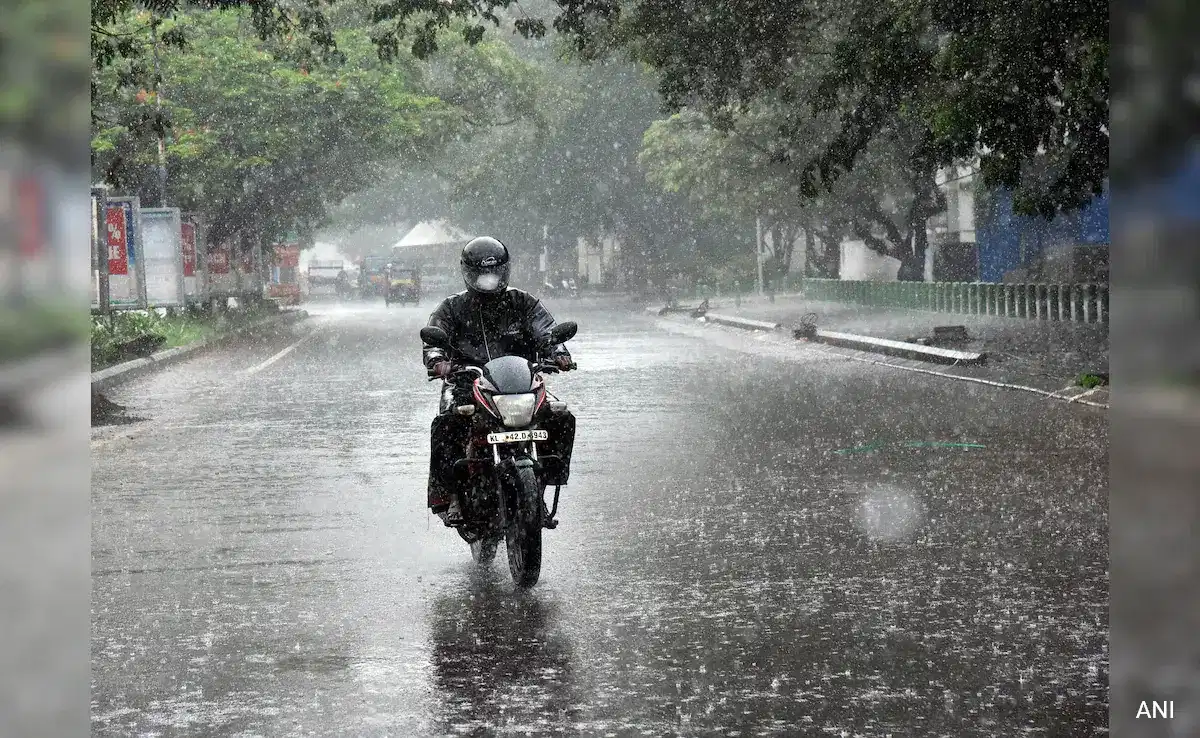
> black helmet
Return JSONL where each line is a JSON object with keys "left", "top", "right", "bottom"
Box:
{"left": 461, "top": 236, "right": 510, "bottom": 295}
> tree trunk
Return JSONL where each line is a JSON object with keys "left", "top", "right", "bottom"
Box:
{"left": 896, "top": 167, "right": 942, "bottom": 282}
{"left": 808, "top": 225, "right": 841, "bottom": 278}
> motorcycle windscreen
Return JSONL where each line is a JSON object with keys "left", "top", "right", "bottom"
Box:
{"left": 482, "top": 355, "right": 534, "bottom": 394}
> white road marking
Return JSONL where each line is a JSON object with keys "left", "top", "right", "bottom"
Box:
{"left": 242, "top": 329, "right": 320, "bottom": 375}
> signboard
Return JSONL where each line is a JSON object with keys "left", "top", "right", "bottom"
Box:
{"left": 273, "top": 243, "right": 300, "bottom": 269}
{"left": 182, "top": 213, "right": 208, "bottom": 303}
{"left": 235, "top": 241, "right": 263, "bottom": 294}
{"left": 208, "top": 240, "right": 231, "bottom": 275}
{"left": 105, "top": 205, "right": 129, "bottom": 275}
{"left": 105, "top": 197, "right": 146, "bottom": 309}
{"left": 206, "top": 238, "right": 236, "bottom": 296}
{"left": 180, "top": 220, "right": 200, "bottom": 299}
{"left": 91, "top": 187, "right": 106, "bottom": 310}
{"left": 138, "top": 207, "right": 186, "bottom": 307}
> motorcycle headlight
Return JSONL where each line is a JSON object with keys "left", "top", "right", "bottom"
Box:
{"left": 492, "top": 393, "right": 537, "bottom": 428}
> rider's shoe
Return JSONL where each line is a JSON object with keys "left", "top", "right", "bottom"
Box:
{"left": 440, "top": 498, "right": 464, "bottom": 526}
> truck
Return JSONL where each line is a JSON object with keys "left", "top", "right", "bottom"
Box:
{"left": 307, "top": 260, "right": 352, "bottom": 300}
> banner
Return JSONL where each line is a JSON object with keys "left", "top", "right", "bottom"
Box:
{"left": 273, "top": 243, "right": 300, "bottom": 268}
{"left": 181, "top": 222, "right": 196, "bottom": 277}
{"left": 139, "top": 207, "right": 186, "bottom": 307}
{"left": 105, "top": 197, "right": 145, "bottom": 308}
{"left": 180, "top": 220, "right": 202, "bottom": 301}
{"left": 105, "top": 205, "right": 129, "bottom": 276}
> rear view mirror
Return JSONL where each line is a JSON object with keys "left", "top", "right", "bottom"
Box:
{"left": 420, "top": 326, "right": 452, "bottom": 350}
{"left": 549, "top": 321, "right": 577, "bottom": 344}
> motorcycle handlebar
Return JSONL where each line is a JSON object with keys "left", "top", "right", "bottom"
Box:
{"left": 427, "top": 362, "right": 576, "bottom": 380}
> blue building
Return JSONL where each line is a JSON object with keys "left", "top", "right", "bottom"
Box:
{"left": 974, "top": 185, "right": 1110, "bottom": 283}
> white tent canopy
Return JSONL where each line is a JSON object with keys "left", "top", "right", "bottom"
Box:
{"left": 392, "top": 220, "right": 475, "bottom": 250}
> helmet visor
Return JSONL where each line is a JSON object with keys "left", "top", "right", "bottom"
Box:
{"left": 463, "top": 262, "right": 509, "bottom": 294}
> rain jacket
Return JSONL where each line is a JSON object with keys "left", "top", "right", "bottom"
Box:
{"left": 422, "top": 288, "right": 572, "bottom": 371}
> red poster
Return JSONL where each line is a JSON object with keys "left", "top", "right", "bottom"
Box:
{"left": 273, "top": 243, "right": 300, "bottom": 268}
{"left": 180, "top": 223, "right": 197, "bottom": 277}
{"left": 105, "top": 206, "right": 129, "bottom": 275}
{"left": 208, "top": 242, "right": 230, "bottom": 275}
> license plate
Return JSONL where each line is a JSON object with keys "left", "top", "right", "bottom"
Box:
{"left": 487, "top": 430, "right": 549, "bottom": 444}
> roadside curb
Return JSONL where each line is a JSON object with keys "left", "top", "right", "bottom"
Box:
{"left": 91, "top": 310, "right": 310, "bottom": 390}
{"left": 673, "top": 305, "right": 986, "bottom": 367}
{"left": 649, "top": 310, "right": 1108, "bottom": 409}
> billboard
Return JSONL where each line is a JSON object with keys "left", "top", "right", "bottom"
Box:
{"left": 180, "top": 220, "right": 199, "bottom": 299}
{"left": 138, "top": 207, "right": 186, "bottom": 308}
{"left": 104, "top": 197, "right": 146, "bottom": 309}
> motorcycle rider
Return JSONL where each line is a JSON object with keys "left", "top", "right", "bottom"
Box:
{"left": 423, "top": 236, "right": 576, "bottom": 524}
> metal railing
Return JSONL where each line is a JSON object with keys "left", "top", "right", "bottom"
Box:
{"left": 799, "top": 278, "right": 1109, "bottom": 323}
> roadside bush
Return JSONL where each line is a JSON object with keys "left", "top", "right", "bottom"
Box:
{"left": 90, "top": 304, "right": 269, "bottom": 369}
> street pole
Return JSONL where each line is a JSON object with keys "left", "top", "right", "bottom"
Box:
{"left": 93, "top": 185, "right": 111, "bottom": 315}
{"left": 151, "top": 15, "right": 168, "bottom": 207}
{"left": 755, "top": 216, "right": 764, "bottom": 297}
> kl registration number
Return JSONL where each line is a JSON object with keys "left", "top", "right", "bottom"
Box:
{"left": 487, "top": 430, "right": 549, "bottom": 444}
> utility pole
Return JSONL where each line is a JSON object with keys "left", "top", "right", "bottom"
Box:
{"left": 151, "top": 15, "right": 168, "bottom": 207}
{"left": 755, "top": 216, "right": 764, "bottom": 297}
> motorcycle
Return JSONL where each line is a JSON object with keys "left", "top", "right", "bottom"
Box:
{"left": 541, "top": 277, "right": 580, "bottom": 299}
{"left": 420, "top": 321, "right": 578, "bottom": 589}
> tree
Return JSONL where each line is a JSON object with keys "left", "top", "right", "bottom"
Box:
{"left": 325, "top": 40, "right": 749, "bottom": 288}
{"left": 640, "top": 102, "right": 945, "bottom": 281}
{"left": 91, "top": 8, "right": 465, "bottom": 249}
{"left": 552, "top": 0, "right": 1108, "bottom": 219}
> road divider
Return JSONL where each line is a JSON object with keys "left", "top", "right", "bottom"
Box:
{"left": 810, "top": 330, "right": 986, "bottom": 366}
{"left": 701, "top": 312, "right": 782, "bottom": 332}
{"left": 91, "top": 310, "right": 309, "bottom": 389}
{"left": 653, "top": 303, "right": 984, "bottom": 366}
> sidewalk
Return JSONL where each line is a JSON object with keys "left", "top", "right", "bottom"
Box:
{"left": 691, "top": 295, "right": 1109, "bottom": 396}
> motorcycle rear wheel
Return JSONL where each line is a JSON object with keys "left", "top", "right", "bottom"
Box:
{"left": 505, "top": 466, "right": 543, "bottom": 588}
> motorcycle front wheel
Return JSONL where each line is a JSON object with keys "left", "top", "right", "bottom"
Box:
{"left": 505, "top": 466, "right": 543, "bottom": 588}
{"left": 470, "top": 535, "right": 500, "bottom": 564}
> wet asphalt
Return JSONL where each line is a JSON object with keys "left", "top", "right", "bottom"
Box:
{"left": 91, "top": 298, "right": 1107, "bottom": 737}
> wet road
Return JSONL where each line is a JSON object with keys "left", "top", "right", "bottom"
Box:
{"left": 91, "top": 299, "right": 1107, "bottom": 737}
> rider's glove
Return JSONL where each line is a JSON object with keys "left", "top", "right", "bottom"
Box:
{"left": 431, "top": 360, "right": 452, "bottom": 378}
{"left": 554, "top": 355, "right": 573, "bottom": 371}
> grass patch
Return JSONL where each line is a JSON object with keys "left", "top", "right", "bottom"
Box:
{"left": 1077, "top": 372, "right": 1109, "bottom": 389}
{"left": 91, "top": 305, "right": 270, "bottom": 370}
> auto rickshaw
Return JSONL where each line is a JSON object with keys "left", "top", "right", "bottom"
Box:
{"left": 384, "top": 264, "right": 421, "bottom": 306}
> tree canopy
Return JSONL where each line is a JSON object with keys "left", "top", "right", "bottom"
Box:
{"left": 91, "top": 4, "right": 542, "bottom": 249}
{"left": 552, "top": 0, "right": 1108, "bottom": 219}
